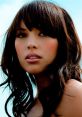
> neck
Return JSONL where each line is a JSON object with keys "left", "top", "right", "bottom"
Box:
{"left": 35, "top": 73, "right": 53, "bottom": 92}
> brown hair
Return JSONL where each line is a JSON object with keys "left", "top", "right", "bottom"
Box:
{"left": 1, "top": 1, "right": 81, "bottom": 117}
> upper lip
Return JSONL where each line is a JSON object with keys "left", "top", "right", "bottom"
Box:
{"left": 25, "top": 53, "right": 42, "bottom": 59}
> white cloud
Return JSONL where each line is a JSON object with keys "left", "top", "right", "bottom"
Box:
{"left": 0, "top": 0, "right": 28, "bottom": 61}
{"left": 0, "top": 0, "right": 82, "bottom": 116}
{"left": 0, "top": 0, "right": 25, "bottom": 35}
{"left": 71, "top": 13, "right": 82, "bottom": 44}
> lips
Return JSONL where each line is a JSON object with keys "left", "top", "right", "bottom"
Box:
{"left": 25, "top": 54, "right": 42, "bottom": 63}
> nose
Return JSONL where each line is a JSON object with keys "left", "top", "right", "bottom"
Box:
{"left": 27, "top": 37, "right": 37, "bottom": 50}
{"left": 27, "top": 44, "right": 37, "bottom": 49}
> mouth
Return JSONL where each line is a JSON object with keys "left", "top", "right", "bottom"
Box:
{"left": 25, "top": 54, "right": 42, "bottom": 63}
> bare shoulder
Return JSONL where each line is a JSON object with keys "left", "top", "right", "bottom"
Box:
{"left": 56, "top": 79, "right": 82, "bottom": 117}
{"left": 65, "top": 79, "right": 82, "bottom": 96}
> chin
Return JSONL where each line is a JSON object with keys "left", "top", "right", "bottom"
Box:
{"left": 25, "top": 69, "right": 42, "bottom": 75}
{"left": 25, "top": 66, "right": 46, "bottom": 75}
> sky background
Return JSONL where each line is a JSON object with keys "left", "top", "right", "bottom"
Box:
{"left": 0, "top": 0, "right": 82, "bottom": 60}
{"left": 0, "top": 0, "right": 82, "bottom": 117}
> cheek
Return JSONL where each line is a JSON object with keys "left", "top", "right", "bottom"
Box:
{"left": 45, "top": 40, "right": 58, "bottom": 64}
{"left": 46, "top": 40, "right": 58, "bottom": 54}
{"left": 15, "top": 40, "right": 23, "bottom": 54}
{"left": 15, "top": 41, "right": 25, "bottom": 68}
{"left": 15, "top": 40, "right": 23, "bottom": 60}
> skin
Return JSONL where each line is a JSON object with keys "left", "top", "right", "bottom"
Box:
{"left": 15, "top": 21, "right": 58, "bottom": 75}
{"left": 15, "top": 21, "right": 82, "bottom": 117}
{"left": 27, "top": 79, "right": 82, "bottom": 117}
{"left": 56, "top": 79, "right": 82, "bottom": 117}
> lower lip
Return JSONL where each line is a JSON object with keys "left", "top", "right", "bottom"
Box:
{"left": 26, "top": 58, "right": 41, "bottom": 64}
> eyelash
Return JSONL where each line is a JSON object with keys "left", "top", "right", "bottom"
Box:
{"left": 16, "top": 32, "right": 27, "bottom": 38}
{"left": 16, "top": 32, "right": 48, "bottom": 39}
{"left": 39, "top": 32, "right": 47, "bottom": 37}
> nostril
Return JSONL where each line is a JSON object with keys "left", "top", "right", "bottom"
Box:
{"left": 27, "top": 45, "right": 37, "bottom": 49}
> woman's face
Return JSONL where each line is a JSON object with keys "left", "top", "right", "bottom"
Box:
{"left": 15, "top": 21, "right": 58, "bottom": 75}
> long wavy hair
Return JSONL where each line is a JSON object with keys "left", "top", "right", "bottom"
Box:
{"left": 0, "top": 0, "right": 81, "bottom": 117}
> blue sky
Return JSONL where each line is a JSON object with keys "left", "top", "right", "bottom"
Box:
{"left": 0, "top": 0, "right": 82, "bottom": 39}
{"left": 0, "top": 0, "right": 82, "bottom": 62}
{"left": 0, "top": 0, "right": 82, "bottom": 116}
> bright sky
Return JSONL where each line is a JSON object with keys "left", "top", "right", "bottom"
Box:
{"left": 0, "top": 0, "right": 82, "bottom": 59}
{"left": 0, "top": 0, "right": 82, "bottom": 116}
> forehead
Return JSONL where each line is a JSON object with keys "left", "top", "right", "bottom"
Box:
{"left": 17, "top": 20, "right": 41, "bottom": 33}
{"left": 16, "top": 21, "right": 28, "bottom": 32}
{"left": 19, "top": 21, "right": 27, "bottom": 28}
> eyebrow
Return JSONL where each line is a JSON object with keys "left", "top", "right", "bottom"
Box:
{"left": 17, "top": 27, "right": 27, "bottom": 31}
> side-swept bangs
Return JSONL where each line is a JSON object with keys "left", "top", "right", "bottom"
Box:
{"left": 15, "top": 1, "right": 64, "bottom": 38}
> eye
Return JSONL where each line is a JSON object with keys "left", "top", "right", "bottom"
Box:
{"left": 39, "top": 32, "right": 47, "bottom": 37}
{"left": 16, "top": 32, "right": 27, "bottom": 38}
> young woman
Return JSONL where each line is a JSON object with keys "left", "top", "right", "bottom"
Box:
{"left": 0, "top": 0, "right": 82, "bottom": 117}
